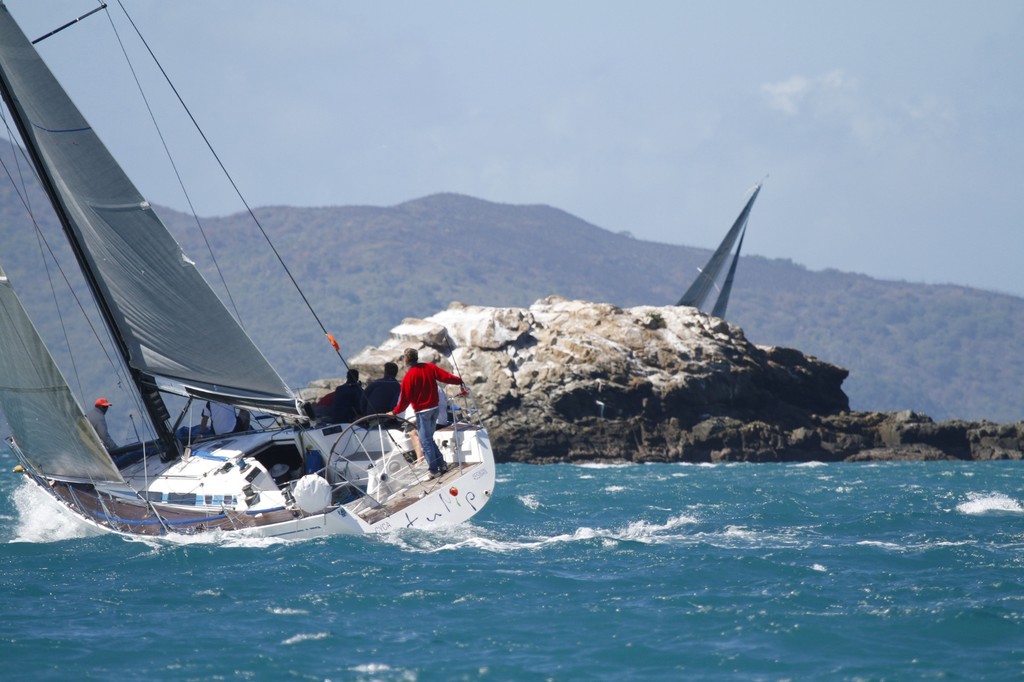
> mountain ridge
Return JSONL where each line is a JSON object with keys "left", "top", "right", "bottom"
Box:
{"left": 0, "top": 161, "right": 1020, "bottom": 424}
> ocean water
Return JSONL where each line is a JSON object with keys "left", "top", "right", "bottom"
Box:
{"left": 1, "top": 459, "right": 1022, "bottom": 681}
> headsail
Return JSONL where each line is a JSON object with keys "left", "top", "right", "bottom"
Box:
{"left": 0, "top": 7, "right": 296, "bottom": 419}
{"left": 677, "top": 183, "right": 761, "bottom": 310}
{"left": 0, "top": 264, "right": 123, "bottom": 483}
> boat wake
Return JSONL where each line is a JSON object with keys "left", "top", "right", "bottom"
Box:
{"left": 375, "top": 512, "right": 700, "bottom": 553}
{"left": 122, "top": 529, "right": 294, "bottom": 550}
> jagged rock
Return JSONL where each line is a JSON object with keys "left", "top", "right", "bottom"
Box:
{"left": 966, "top": 422, "right": 1024, "bottom": 460}
{"left": 308, "top": 297, "right": 1024, "bottom": 463}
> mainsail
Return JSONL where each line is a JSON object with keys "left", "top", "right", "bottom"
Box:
{"left": 0, "top": 264, "right": 123, "bottom": 483}
{"left": 0, "top": 7, "right": 296, "bottom": 425}
{"left": 0, "top": 6, "right": 498, "bottom": 538}
{"left": 677, "top": 183, "right": 761, "bottom": 310}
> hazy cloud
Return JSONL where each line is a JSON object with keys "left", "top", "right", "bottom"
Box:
{"left": 760, "top": 70, "right": 855, "bottom": 116}
{"left": 761, "top": 75, "right": 811, "bottom": 115}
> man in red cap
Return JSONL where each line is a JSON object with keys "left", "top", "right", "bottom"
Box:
{"left": 87, "top": 397, "right": 117, "bottom": 451}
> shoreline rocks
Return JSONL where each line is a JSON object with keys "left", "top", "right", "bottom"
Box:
{"left": 303, "top": 297, "right": 1024, "bottom": 463}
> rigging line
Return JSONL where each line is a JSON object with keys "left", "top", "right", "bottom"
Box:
{"left": 115, "top": 0, "right": 350, "bottom": 370}
{"left": 5, "top": 138, "right": 155, "bottom": 443}
{"left": 127, "top": 407, "right": 143, "bottom": 446}
{"left": 98, "top": 470, "right": 172, "bottom": 536}
{"left": 0, "top": 117, "right": 132, "bottom": 402}
{"left": 99, "top": 6, "right": 245, "bottom": 325}
{"left": 442, "top": 331, "right": 485, "bottom": 427}
{"left": 0, "top": 158, "right": 128, "bottom": 385}
{"left": 2, "top": 191, "right": 83, "bottom": 401}
{"left": 0, "top": 112, "right": 33, "bottom": 215}
{"left": 34, "top": 223, "right": 86, "bottom": 399}
{"left": 1, "top": 116, "right": 86, "bottom": 398}
{"left": 0, "top": 113, "right": 89, "bottom": 398}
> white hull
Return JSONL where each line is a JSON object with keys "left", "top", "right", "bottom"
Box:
{"left": 13, "top": 417, "right": 495, "bottom": 539}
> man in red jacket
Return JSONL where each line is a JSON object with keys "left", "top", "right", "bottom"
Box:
{"left": 391, "top": 347, "right": 463, "bottom": 476}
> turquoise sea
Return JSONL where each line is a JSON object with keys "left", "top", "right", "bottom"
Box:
{"left": 2, "top": 458, "right": 1022, "bottom": 681}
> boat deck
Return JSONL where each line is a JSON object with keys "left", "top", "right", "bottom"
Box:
{"left": 354, "top": 461, "right": 481, "bottom": 525}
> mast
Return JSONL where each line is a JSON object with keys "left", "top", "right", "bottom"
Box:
{"left": 0, "top": 8, "right": 180, "bottom": 457}
{"left": 0, "top": 6, "right": 301, "bottom": 458}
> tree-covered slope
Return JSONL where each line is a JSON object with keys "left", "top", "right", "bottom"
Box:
{"left": 1, "top": 155, "right": 1020, "bottom": 424}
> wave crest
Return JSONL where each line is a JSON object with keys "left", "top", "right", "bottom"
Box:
{"left": 956, "top": 492, "right": 1023, "bottom": 515}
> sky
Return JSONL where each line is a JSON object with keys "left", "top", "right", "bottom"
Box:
{"left": 6, "top": 1, "right": 1024, "bottom": 297}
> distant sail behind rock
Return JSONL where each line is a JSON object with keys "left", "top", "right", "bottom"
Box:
{"left": 677, "top": 183, "right": 762, "bottom": 314}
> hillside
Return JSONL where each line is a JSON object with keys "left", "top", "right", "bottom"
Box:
{"left": 165, "top": 194, "right": 1023, "bottom": 422}
{"left": 0, "top": 149, "right": 1021, "bottom": 424}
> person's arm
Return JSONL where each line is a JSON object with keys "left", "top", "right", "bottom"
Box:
{"left": 98, "top": 419, "right": 116, "bottom": 449}
{"left": 432, "top": 364, "right": 462, "bottom": 386}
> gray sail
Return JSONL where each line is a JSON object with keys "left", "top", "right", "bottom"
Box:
{"left": 710, "top": 224, "right": 746, "bottom": 319}
{"left": 677, "top": 183, "right": 761, "bottom": 308}
{"left": 0, "top": 265, "right": 123, "bottom": 483}
{"left": 0, "top": 7, "right": 296, "bottom": 415}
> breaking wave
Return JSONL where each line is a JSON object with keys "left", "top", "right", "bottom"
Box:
{"left": 8, "top": 478, "right": 103, "bottom": 543}
{"left": 956, "top": 492, "right": 1023, "bottom": 515}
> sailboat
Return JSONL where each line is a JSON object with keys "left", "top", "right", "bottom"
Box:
{"left": 677, "top": 183, "right": 762, "bottom": 319}
{"left": 0, "top": 5, "right": 495, "bottom": 537}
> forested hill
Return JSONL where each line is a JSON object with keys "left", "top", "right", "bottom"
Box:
{"left": 162, "top": 193, "right": 1023, "bottom": 423}
{"left": 2, "top": 171, "right": 1021, "bottom": 423}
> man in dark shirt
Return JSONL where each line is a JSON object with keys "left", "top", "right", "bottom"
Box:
{"left": 331, "top": 369, "right": 364, "bottom": 423}
{"left": 361, "top": 361, "right": 401, "bottom": 415}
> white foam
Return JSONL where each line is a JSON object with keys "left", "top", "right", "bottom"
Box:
{"left": 517, "top": 494, "right": 541, "bottom": 510}
{"left": 956, "top": 492, "right": 1023, "bottom": 515}
{"left": 119, "top": 527, "right": 294, "bottom": 551}
{"left": 351, "top": 663, "right": 395, "bottom": 674}
{"left": 282, "top": 632, "right": 331, "bottom": 645}
{"left": 857, "top": 540, "right": 905, "bottom": 551}
{"left": 375, "top": 511, "right": 700, "bottom": 553}
{"left": 8, "top": 478, "right": 104, "bottom": 542}
{"left": 619, "top": 514, "right": 697, "bottom": 541}
{"left": 723, "top": 525, "right": 759, "bottom": 541}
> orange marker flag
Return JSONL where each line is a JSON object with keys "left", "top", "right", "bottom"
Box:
{"left": 326, "top": 333, "right": 340, "bottom": 352}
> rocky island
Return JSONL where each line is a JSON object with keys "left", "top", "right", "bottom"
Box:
{"left": 302, "top": 297, "right": 1024, "bottom": 463}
